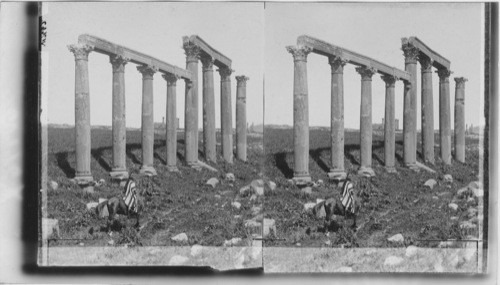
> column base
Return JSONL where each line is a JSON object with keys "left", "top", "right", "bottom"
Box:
{"left": 292, "top": 174, "right": 311, "bottom": 186}
{"left": 110, "top": 168, "right": 129, "bottom": 180}
{"left": 385, "top": 166, "right": 397, "bottom": 173}
{"left": 140, "top": 165, "right": 157, "bottom": 176}
{"left": 74, "top": 173, "right": 94, "bottom": 185}
{"left": 357, "top": 166, "right": 375, "bottom": 177}
{"left": 187, "top": 161, "right": 202, "bottom": 171}
{"left": 327, "top": 170, "right": 347, "bottom": 181}
{"left": 166, "top": 165, "right": 180, "bottom": 172}
{"left": 405, "top": 163, "right": 420, "bottom": 172}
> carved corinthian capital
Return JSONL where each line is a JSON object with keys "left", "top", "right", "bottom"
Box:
{"left": 436, "top": 69, "right": 453, "bottom": 82}
{"left": 454, "top": 77, "right": 468, "bottom": 87}
{"left": 328, "top": 56, "right": 348, "bottom": 74}
{"left": 355, "top": 66, "right": 377, "bottom": 80}
{"left": 137, "top": 65, "right": 158, "bottom": 79}
{"left": 218, "top": 67, "right": 234, "bottom": 81}
{"left": 109, "top": 55, "right": 130, "bottom": 73}
{"left": 286, "top": 45, "right": 313, "bottom": 62}
{"left": 200, "top": 55, "right": 214, "bottom": 71}
{"left": 236, "top": 76, "right": 249, "bottom": 87}
{"left": 381, "top": 74, "right": 398, "bottom": 86}
{"left": 401, "top": 39, "right": 419, "bottom": 64}
{"left": 68, "top": 43, "right": 94, "bottom": 61}
{"left": 183, "top": 40, "right": 201, "bottom": 63}
{"left": 419, "top": 56, "right": 433, "bottom": 73}
{"left": 162, "top": 73, "right": 180, "bottom": 86}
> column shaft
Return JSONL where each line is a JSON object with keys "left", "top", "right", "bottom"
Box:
{"left": 201, "top": 56, "right": 216, "bottom": 162}
{"left": 138, "top": 65, "right": 157, "bottom": 175}
{"left": 68, "top": 44, "right": 94, "bottom": 183}
{"left": 236, "top": 76, "right": 249, "bottom": 161}
{"left": 382, "top": 75, "right": 397, "bottom": 172}
{"left": 402, "top": 42, "right": 419, "bottom": 170}
{"left": 164, "top": 74, "right": 180, "bottom": 171}
{"left": 356, "top": 66, "right": 376, "bottom": 177}
{"left": 420, "top": 57, "right": 435, "bottom": 163}
{"left": 183, "top": 42, "right": 200, "bottom": 167}
{"left": 454, "top": 77, "right": 467, "bottom": 162}
{"left": 328, "top": 56, "right": 347, "bottom": 180}
{"left": 220, "top": 68, "right": 234, "bottom": 163}
{"left": 110, "top": 55, "right": 129, "bottom": 179}
{"left": 438, "top": 69, "right": 452, "bottom": 164}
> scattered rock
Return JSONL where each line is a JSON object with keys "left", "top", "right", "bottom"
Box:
{"left": 96, "top": 202, "right": 109, "bottom": 218}
{"left": 448, "top": 203, "right": 459, "bottom": 211}
{"left": 263, "top": 219, "right": 276, "bottom": 238}
{"left": 86, "top": 202, "right": 99, "bottom": 211}
{"left": 457, "top": 187, "right": 472, "bottom": 198}
{"left": 267, "top": 181, "right": 277, "bottom": 191}
{"left": 432, "top": 196, "right": 439, "bottom": 200}
{"left": 405, "top": 245, "right": 418, "bottom": 257}
{"left": 313, "top": 202, "right": 326, "bottom": 219}
{"left": 224, "top": 237, "right": 242, "bottom": 246}
{"left": 335, "top": 266, "right": 353, "bottom": 272}
{"left": 171, "top": 233, "right": 188, "bottom": 242}
{"left": 206, "top": 177, "right": 219, "bottom": 188}
{"left": 324, "top": 240, "right": 331, "bottom": 246}
{"left": 82, "top": 186, "right": 94, "bottom": 194}
{"left": 244, "top": 219, "right": 262, "bottom": 237}
{"left": 450, "top": 216, "right": 459, "bottom": 221}
{"left": 316, "top": 179, "right": 324, "bottom": 185}
{"left": 50, "top": 181, "right": 59, "bottom": 190}
{"left": 249, "top": 194, "right": 258, "bottom": 202}
{"left": 384, "top": 256, "right": 404, "bottom": 267}
{"left": 424, "top": 179, "right": 437, "bottom": 190}
{"left": 437, "top": 191, "right": 452, "bottom": 198}
{"left": 42, "top": 218, "right": 60, "bottom": 239}
{"left": 300, "top": 187, "right": 312, "bottom": 195}
{"left": 467, "top": 197, "right": 476, "bottom": 204}
{"left": 468, "top": 181, "right": 482, "bottom": 190}
{"left": 467, "top": 208, "right": 478, "bottom": 218}
{"left": 214, "top": 194, "right": 221, "bottom": 199}
{"left": 99, "top": 198, "right": 108, "bottom": 204}
{"left": 387, "top": 233, "right": 404, "bottom": 243}
{"left": 225, "top": 173, "right": 236, "bottom": 182}
{"left": 169, "top": 255, "right": 189, "bottom": 266}
{"left": 190, "top": 244, "right": 203, "bottom": 257}
{"left": 108, "top": 240, "right": 115, "bottom": 246}
{"left": 231, "top": 201, "right": 241, "bottom": 210}
{"left": 443, "top": 174, "right": 453, "bottom": 183}
{"left": 251, "top": 206, "right": 261, "bottom": 215}
{"left": 251, "top": 179, "right": 265, "bottom": 196}
{"left": 239, "top": 185, "right": 251, "bottom": 196}
{"left": 304, "top": 202, "right": 316, "bottom": 212}
{"left": 234, "top": 215, "right": 241, "bottom": 219}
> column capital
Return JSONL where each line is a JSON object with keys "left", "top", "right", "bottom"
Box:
{"left": 236, "top": 76, "right": 249, "bottom": 87}
{"left": 355, "top": 66, "right": 377, "bottom": 80}
{"left": 109, "top": 54, "right": 130, "bottom": 73}
{"left": 454, "top": 77, "right": 468, "bottom": 88}
{"left": 419, "top": 56, "right": 433, "bottom": 73}
{"left": 200, "top": 55, "right": 214, "bottom": 71}
{"left": 68, "top": 43, "right": 94, "bottom": 61}
{"left": 137, "top": 65, "right": 158, "bottom": 79}
{"left": 401, "top": 41, "right": 419, "bottom": 64}
{"left": 436, "top": 69, "right": 453, "bottom": 82}
{"left": 183, "top": 41, "right": 201, "bottom": 63}
{"left": 218, "top": 67, "right": 234, "bottom": 81}
{"left": 328, "top": 56, "right": 348, "bottom": 74}
{"left": 381, "top": 74, "right": 398, "bottom": 86}
{"left": 286, "top": 45, "right": 313, "bottom": 62}
{"left": 162, "top": 73, "right": 180, "bottom": 86}
{"left": 184, "top": 78, "right": 194, "bottom": 88}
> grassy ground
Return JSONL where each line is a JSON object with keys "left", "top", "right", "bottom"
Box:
{"left": 263, "top": 127, "right": 482, "bottom": 248}
{"left": 46, "top": 126, "right": 264, "bottom": 247}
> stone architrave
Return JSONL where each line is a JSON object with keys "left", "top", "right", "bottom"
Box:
{"left": 454, "top": 77, "right": 467, "bottom": 163}
{"left": 236, "top": 75, "right": 249, "bottom": 162}
{"left": 401, "top": 41, "right": 419, "bottom": 170}
{"left": 420, "top": 56, "right": 435, "bottom": 164}
{"left": 109, "top": 54, "right": 130, "bottom": 179}
{"left": 437, "top": 69, "right": 453, "bottom": 165}
{"left": 382, "top": 74, "right": 398, "bottom": 173}
{"left": 163, "top": 73, "right": 181, "bottom": 171}
{"left": 137, "top": 65, "right": 158, "bottom": 176}
{"left": 68, "top": 43, "right": 94, "bottom": 183}
{"left": 183, "top": 41, "right": 200, "bottom": 168}
{"left": 200, "top": 55, "right": 217, "bottom": 163}
{"left": 327, "top": 56, "right": 348, "bottom": 181}
{"left": 286, "top": 45, "right": 313, "bottom": 184}
{"left": 356, "top": 66, "right": 377, "bottom": 177}
{"left": 219, "top": 67, "right": 234, "bottom": 163}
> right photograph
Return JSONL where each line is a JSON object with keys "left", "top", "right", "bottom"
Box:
{"left": 263, "top": 2, "right": 488, "bottom": 273}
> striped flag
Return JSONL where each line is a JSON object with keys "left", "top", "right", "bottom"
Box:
{"left": 341, "top": 179, "right": 356, "bottom": 215}
{"left": 123, "top": 179, "right": 138, "bottom": 213}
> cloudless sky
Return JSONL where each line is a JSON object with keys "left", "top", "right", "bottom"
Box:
{"left": 265, "top": 2, "right": 484, "bottom": 129}
{"left": 45, "top": 2, "right": 264, "bottom": 129}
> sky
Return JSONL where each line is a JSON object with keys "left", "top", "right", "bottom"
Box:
{"left": 45, "top": 2, "right": 264, "bottom": 129}
{"left": 265, "top": 2, "right": 484, "bottom": 129}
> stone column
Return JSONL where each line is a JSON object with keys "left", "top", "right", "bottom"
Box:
{"left": 420, "top": 56, "right": 435, "bottom": 164}
{"left": 236, "top": 76, "right": 249, "bottom": 162}
{"left": 163, "top": 74, "right": 181, "bottom": 171}
{"left": 382, "top": 75, "right": 398, "bottom": 173}
{"left": 454, "top": 77, "right": 467, "bottom": 163}
{"left": 327, "top": 56, "right": 348, "bottom": 181}
{"left": 219, "top": 67, "right": 234, "bottom": 163}
{"left": 68, "top": 44, "right": 94, "bottom": 184}
{"left": 200, "top": 55, "right": 216, "bottom": 163}
{"left": 402, "top": 41, "right": 419, "bottom": 170}
{"left": 356, "top": 66, "right": 377, "bottom": 177}
{"left": 437, "top": 69, "right": 453, "bottom": 165}
{"left": 137, "top": 65, "right": 158, "bottom": 176}
{"left": 286, "top": 45, "right": 313, "bottom": 184}
{"left": 109, "top": 55, "right": 129, "bottom": 179}
{"left": 183, "top": 42, "right": 200, "bottom": 167}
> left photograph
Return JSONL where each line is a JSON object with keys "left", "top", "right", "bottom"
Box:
{"left": 39, "top": 2, "right": 264, "bottom": 268}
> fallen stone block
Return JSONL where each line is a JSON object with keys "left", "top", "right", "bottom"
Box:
{"left": 304, "top": 202, "right": 316, "bottom": 212}
{"left": 424, "top": 179, "right": 437, "bottom": 190}
{"left": 239, "top": 185, "right": 251, "bottom": 196}
{"left": 86, "top": 202, "right": 99, "bottom": 211}
{"left": 231, "top": 201, "right": 241, "bottom": 210}
{"left": 206, "top": 177, "right": 219, "bottom": 188}
{"left": 171, "top": 233, "right": 188, "bottom": 242}
{"left": 443, "top": 174, "right": 453, "bottom": 183}
{"left": 267, "top": 181, "right": 277, "bottom": 191}
{"left": 50, "top": 181, "right": 59, "bottom": 190}
{"left": 225, "top": 173, "right": 236, "bottom": 182}
{"left": 448, "top": 203, "right": 459, "bottom": 211}
{"left": 387, "top": 233, "right": 404, "bottom": 243}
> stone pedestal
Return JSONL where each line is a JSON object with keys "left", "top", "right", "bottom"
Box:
{"left": 109, "top": 55, "right": 129, "bottom": 180}
{"left": 454, "top": 77, "right": 467, "bottom": 163}
{"left": 287, "top": 45, "right": 313, "bottom": 184}
{"left": 420, "top": 56, "right": 435, "bottom": 164}
{"left": 402, "top": 42, "right": 419, "bottom": 170}
{"left": 219, "top": 67, "right": 234, "bottom": 163}
{"left": 356, "top": 66, "right": 377, "bottom": 177}
{"left": 163, "top": 74, "right": 180, "bottom": 172}
{"left": 382, "top": 75, "right": 397, "bottom": 173}
{"left": 437, "top": 69, "right": 452, "bottom": 165}
{"left": 327, "top": 56, "right": 348, "bottom": 181}
{"left": 201, "top": 56, "right": 217, "bottom": 163}
{"left": 183, "top": 42, "right": 200, "bottom": 167}
{"left": 68, "top": 44, "right": 94, "bottom": 183}
{"left": 236, "top": 76, "right": 249, "bottom": 162}
{"left": 137, "top": 65, "right": 158, "bottom": 176}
